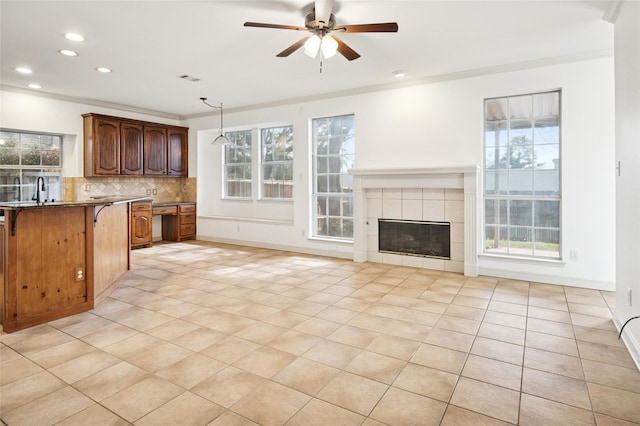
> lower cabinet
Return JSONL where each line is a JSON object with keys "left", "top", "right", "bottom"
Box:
{"left": 161, "top": 203, "right": 196, "bottom": 242}
{"left": 131, "top": 201, "right": 152, "bottom": 249}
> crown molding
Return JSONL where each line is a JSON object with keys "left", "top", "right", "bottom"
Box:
{"left": 179, "top": 48, "right": 614, "bottom": 120}
{"left": 2, "top": 48, "right": 614, "bottom": 122}
{"left": 0, "top": 84, "right": 180, "bottom": 121}
{"left": 602, "top": 0, "right": 625, "bottom": 23}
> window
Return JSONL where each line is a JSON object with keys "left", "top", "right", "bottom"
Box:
{"left": 261, "top": 126, "right": 293, "bottom": 199}
{"left": 224, "top": 129, "right": 252, "bottom": 198}
{"left": 0, "top": 130, "right": 63, "bottom": 202}
{"left": 312, "top": 114, "right": 355, "bottom": 240}
{"left": 484, "top": 91, "right": 561, "bottom": 258}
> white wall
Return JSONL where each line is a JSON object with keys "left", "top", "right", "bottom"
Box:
{"left": 1, "top": 56, "right": 616, "bottom": 289}
{"left": 614, "top": 0, "right": 640, "bottom": 367}
{"left": 184, "top": 57, "right": 616, "bottom": 289}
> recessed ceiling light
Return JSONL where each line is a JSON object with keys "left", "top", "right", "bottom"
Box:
{"left": 28, "top": 83, "right": 42, "bottom": 89}
{"left": 16, "top": 67, "right": 33, "bottom": 74}
{"left": 65, "top": 33, "right": 85, "bottom": 41}
{"left": 59, "top": 49, "right": 79, "bottom": 57}
{"left": 95, "top": 67, "right": 112, "bottom": 73}
{"left": 392, "top": 70, "right": 407, "bottom": 78}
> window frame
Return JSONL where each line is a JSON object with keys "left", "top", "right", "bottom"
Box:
{"left": 311, "top": 114, "right": 355, "bottom": 241}
{"left": 259, "top": 125, "right": 294, "bottom": 200}
{"left": 482, "top": 90, "right": 562, "bottom": 260}
{"left": 0, "top": 129, "right": 63, "bottom": 203}
{"left": 223, "top": 128, "right": 253, "bottom": 199}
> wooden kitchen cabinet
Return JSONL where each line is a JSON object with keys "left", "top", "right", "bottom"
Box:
{"left": 120, "top": 121, "right": 144, "bottom": 175}
{"left": 131, "top": 201, "right": 152, "bottom": 249}
{"left": 143, "top": 125, "right": 168, "bottom": 175}
{"left": 160, "top": 203, "right": 196, "bottom": 242}
{"left": 84, "top": 115, "right": 121, "bottom": 175}
{"left": 168, "top": 127, "right": 188, "bottom": 176}
{"left": 83, "top": 113, "right": 188, "bottom": 177}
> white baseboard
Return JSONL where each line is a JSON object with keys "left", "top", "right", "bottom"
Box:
{"left": 612, "top": 313, "right": 640, "bottom": 372}
{"left": 196, "top": 236, "right": 353, "bottom": 260}
{"left": 478, "top": 267, "right": 615, "bottom": 291}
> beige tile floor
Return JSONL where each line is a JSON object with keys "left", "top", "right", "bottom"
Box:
{"left": 2, "top": 241, "right": 640, "bottom": 425}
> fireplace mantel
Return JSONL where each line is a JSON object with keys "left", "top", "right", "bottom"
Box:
{"left": 349, "top": 166, "right": 480, "bottom": 276}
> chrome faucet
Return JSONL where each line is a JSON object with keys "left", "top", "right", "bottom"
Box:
{"left": 32, "top": 176, "right": 46, "bottom": 203}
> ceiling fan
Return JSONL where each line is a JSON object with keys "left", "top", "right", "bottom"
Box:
{"left": 243, "top": 0, "right": 398, "bottom": 61}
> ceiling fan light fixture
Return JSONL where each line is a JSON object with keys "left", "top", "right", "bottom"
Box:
{"left": 304, "top": 34, "right": 321, "bottom": 58}
{"left": 320, "top": 35, "right": 338, "bottom": 58}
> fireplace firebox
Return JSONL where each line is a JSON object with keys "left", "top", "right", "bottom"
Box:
{"left": 378, "top": 219, "right": 451, "bottom": 259}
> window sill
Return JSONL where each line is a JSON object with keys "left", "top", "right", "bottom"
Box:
{"left": 307, "top": 236, "right": 354, "bottom": 245}
{"left": 222, "top": 197, "right": 253, "bottom": 202}
{"left": 258, "top": 198, "right": 294, "bottom": 203}
{"left": 479, "top": 253, "right": 566, "bottom": 266}
{"left": 200, "top": 215, "right": 293, "bottom": 226}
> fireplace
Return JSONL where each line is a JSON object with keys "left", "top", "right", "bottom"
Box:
{"left": 379, "top": 219, "right": 450, "bottom": 259}
{"left": 349, "top": 166, "right": 479, "bottom": 276}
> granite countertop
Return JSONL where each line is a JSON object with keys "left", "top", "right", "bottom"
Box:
{"left": 0, "top": 196, "right": 153, "bottom": 210}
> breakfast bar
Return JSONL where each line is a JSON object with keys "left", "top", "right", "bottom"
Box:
{"left": 0, "top": 196, "right": 149, "bottom": 333}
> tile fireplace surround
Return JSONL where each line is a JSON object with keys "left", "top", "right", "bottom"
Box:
{"left": 350, "top": 166, "right": 480, "bottom": 277}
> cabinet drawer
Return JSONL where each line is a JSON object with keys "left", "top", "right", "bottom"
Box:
{"left": 153, "top": 205, "right": 177, "bottom": 215}
{"left": 180, "top": 223, "right": 196, "bottom": 236}
{"left": 131, "top": 201, "right": 151, "bottom": 212}
{"left": 180, "top": 214, "right": 195, "bottom": 225}
{"left": 179, "top": 204, "right": 196, "bottom": 214}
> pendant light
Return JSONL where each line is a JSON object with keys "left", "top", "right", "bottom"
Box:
{"left": 200, "top": 97, "right": 230, "bottom": 146}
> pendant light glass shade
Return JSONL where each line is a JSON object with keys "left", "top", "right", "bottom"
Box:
{"left": 213, "top": 133, "right": 230, "bottom": 146}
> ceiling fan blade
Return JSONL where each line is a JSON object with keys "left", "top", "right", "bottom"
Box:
{"left": 314, "top": 0, "right": 334, "bottom": 27}
{"left": 332, "top": 35, "right": 360, "bottom": 61}
{"left": 244, "top": 22, "right": 307, "bottom": 31}
{"left": 335, "top": 22, "right": 399, "bottom": 33}
{"left": 276, "top": 37, "right": 308, "bottom": 57}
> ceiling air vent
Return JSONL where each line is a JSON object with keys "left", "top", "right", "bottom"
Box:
{"left": 177, "top": 75, "right": 200, "bottom": 82}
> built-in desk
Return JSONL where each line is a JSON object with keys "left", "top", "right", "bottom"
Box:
{"left": 153, "top": 202, "right": 196, "bottom": 242}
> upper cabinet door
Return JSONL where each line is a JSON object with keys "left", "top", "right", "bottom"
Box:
{"left": 84, "top": 113, "right": 188, "bottom": 177}
{"left": 143, "top": 125, "right": 167, "bottom": 175}
{"left": 94, "top": 117, "right": 120, "bottom": 175}
{"left": 167, "top": 127, "right": 188, "bottom": 176}
{"left": 120, "top": 122, "right": 143, "bottom": 175}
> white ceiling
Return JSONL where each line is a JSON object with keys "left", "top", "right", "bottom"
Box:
{"left": 0, "top": 1, "right": 615, "bottom": 119}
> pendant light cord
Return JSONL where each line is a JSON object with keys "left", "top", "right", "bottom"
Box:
{"left": 200, "top": 97, "right": 225, "bottom": 132}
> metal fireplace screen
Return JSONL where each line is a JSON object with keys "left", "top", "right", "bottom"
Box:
{"left": 378, "top": 219, "right": 451, "bottom": 259}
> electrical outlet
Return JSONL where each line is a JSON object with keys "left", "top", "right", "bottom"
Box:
{"left": 76, "top": 268, "right": 85, "bottom": 281}
{"left": 85, "top": 183, "right": 91, "bottom": 191}
{"left": 146, "top": 189, "right": 151, "bottom": 195}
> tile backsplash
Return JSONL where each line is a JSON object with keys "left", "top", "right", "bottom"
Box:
{"left": 64, "top": 177, "right": 196, "bottom": 204}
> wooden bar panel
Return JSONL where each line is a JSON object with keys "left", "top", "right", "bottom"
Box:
{"left": 1, "top": 201, "right": 133, "bottom": 332}
{"left": 93, "top": 203, "right": 130, "bottom": 303}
